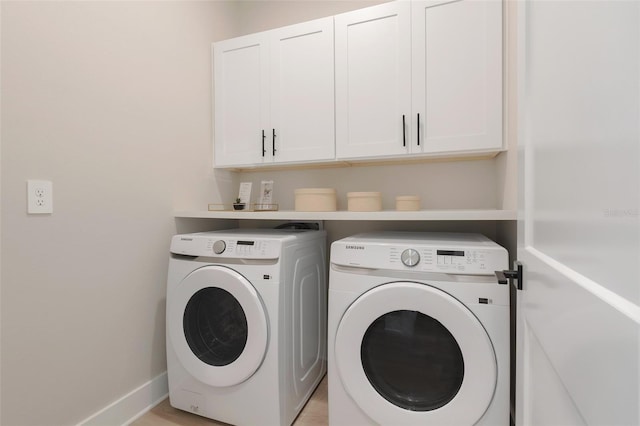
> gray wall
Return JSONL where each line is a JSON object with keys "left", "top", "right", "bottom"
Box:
{"left": 236, "top": 0, "right": 388, "bottom": 34}
{"left": 1, "top": 2, "right": 238, "bottom": 424}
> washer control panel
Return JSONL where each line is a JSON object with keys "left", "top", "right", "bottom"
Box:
{"left": 208, "top": 238, "right": 278, "bottom": 259}
{"left": 171, "top": 235, "right": 280, "bottom": 259}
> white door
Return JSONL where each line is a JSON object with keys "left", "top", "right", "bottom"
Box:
{"left": 516, "top": 1, "right": 639, "bottom": 425}
{"left": 412, "top": 0, "right": 502, "bottom": 154}
{"left": 269, "top": 17, "right": 335, "bottom": 164}
{"left": 213, "top": 33, "right": 269, "bottom": 167}
{"left": 167, "top": 266, "right": 268, "bottom": 387}
{"left": 335, "top": 1, "right": 412, "bottom": 160}
{"left": 334, "top": 282, "right": 497, "bottom": 425}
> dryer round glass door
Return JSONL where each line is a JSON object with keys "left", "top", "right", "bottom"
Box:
{"left": 335, "top": 282, "right": 496, "bottom": 425}
{"left": 168, "top": 265, "right": 268, "bottom": 387}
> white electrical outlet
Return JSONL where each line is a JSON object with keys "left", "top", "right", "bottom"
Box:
{"left": 27, "top": 180, "right": 53, "bottom": 214}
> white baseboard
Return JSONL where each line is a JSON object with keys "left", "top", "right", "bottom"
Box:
{"left": 78, "top": 371, "right": 168, "bottom": 426}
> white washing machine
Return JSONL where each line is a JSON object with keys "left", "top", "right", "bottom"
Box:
{"left": 166, "top": 228, "right": 327, "bottom": 426}
{"left": 328, "top": 232, "right": 509, "bottom": 426}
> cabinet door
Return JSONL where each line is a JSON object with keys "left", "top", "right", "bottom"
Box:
{"left": 269, "top": 18, "right": 335, "bottom": 164}
{"left": 412, "top": 0, "right": 503, "bottom": 154}
{"left": 335, "top": 2, "right": 412, "bottom": 160}
{"left": 213, "top": 33, "right": 270, "bottom": 167}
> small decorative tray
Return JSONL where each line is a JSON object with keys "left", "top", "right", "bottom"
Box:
{"left": 251, "top": 203, "right": 279, "bottom": 211}
{"left": 207, "top": 203, "right": 279, "bottom": 212}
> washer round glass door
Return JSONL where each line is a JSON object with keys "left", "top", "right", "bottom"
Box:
{"left": 335, "top": 282, "right": 496, "bottom": 425}
{"left": 168, "top": 265, "right": 268, "bottom": 387}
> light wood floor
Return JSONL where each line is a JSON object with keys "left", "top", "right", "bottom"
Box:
{"left": 131, "top": 376, "right": 328, "bottom": 426}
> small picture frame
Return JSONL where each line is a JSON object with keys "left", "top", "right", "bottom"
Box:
{"left": 238, "top": 182, "right": 252, "bottom": 204}
{"left": 257, "top": 180, "right": 274, "bottom": 210}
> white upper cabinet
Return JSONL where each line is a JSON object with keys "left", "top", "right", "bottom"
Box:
{"left": 214, "top": 1, "right": 503, "bottom": 168}
{"left": 335, "top": 0, "right": 503, "bottom": 161}
{"left": 334, "top": 2, "right": 412, "bottom": 160}
{"left": 213, "top": 18, "right": 335, "bottom": 168}
{"left": 213, "top": 33, "right": 269, "bottom": 167}
{"left": 412, "top": 0, "right": 503, "bottom": 154}
{"left": 269, "top": 18, "right": 335, "bottom": 164}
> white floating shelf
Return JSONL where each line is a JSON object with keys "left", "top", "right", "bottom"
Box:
{"left": 174, "top": 209, "right": 516, "bottom": 221}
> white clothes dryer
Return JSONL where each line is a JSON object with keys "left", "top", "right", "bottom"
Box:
{"left": 328, "top": 232, "right": 509, "bottom": 426}
{"left": 167, "top": 228, "right": 327, "bottom": 426}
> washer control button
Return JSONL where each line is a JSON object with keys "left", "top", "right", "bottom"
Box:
{"left": 401, "top": 249, "right": 420, "bottom": 267}
{"left": 212, "top": 240, "right": 226, "bottom": 254}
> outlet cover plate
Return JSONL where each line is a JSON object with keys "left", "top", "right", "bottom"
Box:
{"left": 27, "top": 180, "right": 53, "bottom": 214}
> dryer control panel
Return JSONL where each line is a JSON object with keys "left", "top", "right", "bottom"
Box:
{"left": 389, "top": 247, "right": 499, "bottom": 274}
{"left": 331, "top": 232, "right": 508, "bottom": 276}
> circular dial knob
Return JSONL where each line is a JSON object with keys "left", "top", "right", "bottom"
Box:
{"left": 212, "top": 240, "right": 226, "bottom": 254}
{"left": 401, "top": 249, "right": 420, "bottom": 267}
